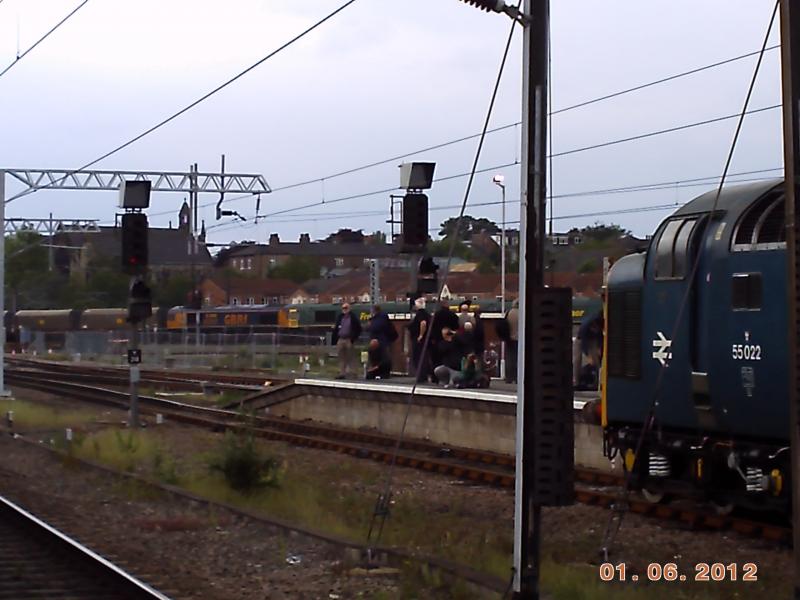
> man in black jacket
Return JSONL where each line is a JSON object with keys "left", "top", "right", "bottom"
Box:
{"left": 366, "top": 338, "right": 392, "bottom": 380}
{"left": 407, "top": 297, "right": 431, "bottom": 382}
{"left": 429, "top": 299, "right": 460, "bottom": 382}
{"left": 331, "top": 303, "right": 361, "bottom": 379}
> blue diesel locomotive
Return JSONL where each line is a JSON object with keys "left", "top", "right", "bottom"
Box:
{"left": 603, "top": 179, "right": 790, "bottom": 512}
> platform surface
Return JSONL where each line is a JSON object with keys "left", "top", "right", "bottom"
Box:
{"left": 293, "top": 376, "right": 597, "bottom": 410}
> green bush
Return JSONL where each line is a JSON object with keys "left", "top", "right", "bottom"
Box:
{"left": 208, "top": 432, "right": 280, "bottom": 493}
{"left": 578, "top": 259, "right": 599, "bottom": 274}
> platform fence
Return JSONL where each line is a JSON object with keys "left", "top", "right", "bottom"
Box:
{"left": 14, "top": 329, "right": 346, "bottom": 374}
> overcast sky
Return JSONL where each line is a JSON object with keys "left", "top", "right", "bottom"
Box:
{"left": 0, "top": 1, "right": 785, "bottom": 246}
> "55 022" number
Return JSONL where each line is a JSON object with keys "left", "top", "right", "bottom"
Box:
{"left": 731, "top": 344, "right": 761, "bottom": 361}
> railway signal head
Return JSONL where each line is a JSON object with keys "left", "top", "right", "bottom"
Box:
{"left": 402, "top": 193, "right": 429, "bottom": 251}
{"left": 417, "top": 256, "right": 439, "bottom": 294}
{"left": 127, "top": 277, "right": 152, "bottom": 323}
{"left": 121, "top": 213, "right": 149, "bottom": 274}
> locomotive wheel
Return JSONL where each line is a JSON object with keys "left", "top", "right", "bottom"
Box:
{"left": 641, "top": 487, "right": 667, "bottom": 504}
{"left": 710, "top": 498, "right": 734, "bottom": 516}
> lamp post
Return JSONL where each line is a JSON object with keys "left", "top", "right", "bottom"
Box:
{"left": 493, "top": 173, "right": 506, "bottom": 380}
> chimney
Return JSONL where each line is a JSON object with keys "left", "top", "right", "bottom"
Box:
{"left": 269, "top": 233, "right": 280, "bottom": 246}
{"left": 299, "top": 233, "right": 311, "bottom": 244}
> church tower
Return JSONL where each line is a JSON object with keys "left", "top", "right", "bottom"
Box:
{"left": 178, "top": 201, "right": 191, "bottom": 233}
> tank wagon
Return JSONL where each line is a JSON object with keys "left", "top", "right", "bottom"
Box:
{"left": 6, "top": 296, "right": 599, "bottom": 337}
{"left": 603, "top": 179, "right": 790, "bottom": 512}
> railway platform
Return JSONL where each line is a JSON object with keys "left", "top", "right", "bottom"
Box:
{"left": 247, "top": 376, "right": 610, "bottom": 472}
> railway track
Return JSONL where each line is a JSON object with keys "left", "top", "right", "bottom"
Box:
{"left": 6, "top": 356, "right": 275, "bottom": 389}
{"left": 0, "top": 493, "right": 169, "bottom": 599}
{"left": 6, "top": 364, "right": 791, "bottom": 544}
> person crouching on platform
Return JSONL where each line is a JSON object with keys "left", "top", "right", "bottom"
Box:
{"left": 432, "top": 327, "right": 464, "bottom": 387}
{"left": 366, "top": 338, "right": 391, "bottom": 380}
{"left": 332, "top": 303, "right": 361, "bottom": 379}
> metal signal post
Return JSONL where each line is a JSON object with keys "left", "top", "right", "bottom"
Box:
{"left": 516, "top": 1, "right": 574, "bottom": 598}
{"left": 455, "top": 2, "right": 572, "bottom": 597}
{"left": 514, "top": 1, "right": 549, "bottom": 597}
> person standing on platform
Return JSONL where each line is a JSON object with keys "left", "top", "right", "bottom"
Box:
{"left": 366, "top": 338, "right": 391, "bottom": 380}
{"left": 407, "top": 297, "right": 431, "bottom": 382}
{"left": 368, "top": 305, "right": 398, "bottom": 371}
{"left": 331, "top": 303, "right": 361, "bottom": 379}
{"left": 505, "top": 299, "right": 519, "bottom": 384}
{"left": 368, "top": 305, "right": 396, "bottom": 349}
{"left": 456, "top": 320, "right": 476, "bottom": 356}
{"left": 457, "top": 301, "right": 475, "bottom": 330}
{"left": 473, "top": 308, "right": 486, "bottom": 358}
{"left": 575, "top": 309, "right": 604, "bottom": 390}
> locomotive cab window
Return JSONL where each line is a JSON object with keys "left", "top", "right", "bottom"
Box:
{"left": 732, "top": 273, "right": 762, "bottom": 310}
{"left": 654, "top": 218, "right": 697, "bottom": 280}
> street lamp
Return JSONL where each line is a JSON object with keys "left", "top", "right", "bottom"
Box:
{"left": 492, "top": 173, "right": 506, "bottom": 380}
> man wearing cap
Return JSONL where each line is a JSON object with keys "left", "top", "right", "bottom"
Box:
{"left": 332, "top": 303, "right": 361, "bottom": 379}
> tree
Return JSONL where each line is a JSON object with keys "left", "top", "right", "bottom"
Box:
{"left": 153, "top": 273, "right": 195, "bottom": 308}
{"left": 579, "top": 223, "right": 630, "bottom": 241}
{"left": 324, "top": 228, "right": 364, "bottom": 244}
{"left": 6, "top": 231, "right": 58, "bottom": 309}
{"left": 578, "top": 259, "right": 599, "bottom": 274}
{"left": 438, "top": 215, "right": 500, "bottom": 240}
{"left": 268, "top": 256, "right": 321, "bottom": 284}
{"left": 427, "top": 237, "right": 472, "bottom": 260}
{"left": 477, "top": 259, "right": 496, "bottom": 274}
{"left": 365, "top": 230, "right": 387, "bottom": 245}
{"left": 6, "top": 231, "right": 48, "bottom": 292}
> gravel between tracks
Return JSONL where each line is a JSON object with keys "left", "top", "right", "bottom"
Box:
{"left": 0, "top": 436, "right": 408, "bottom": 600}
{"left": 1, "top": 388, "right": 796, "bottom": 599}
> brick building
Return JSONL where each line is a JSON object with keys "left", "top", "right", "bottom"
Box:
{"left": 215, "top": 233, "right": 411, "bottom": 277}
{"left": 53, "top": 202, "right": 212, "bottom": 282}
{"left": 198, "top": 275, "right": 307, "bottom": 307}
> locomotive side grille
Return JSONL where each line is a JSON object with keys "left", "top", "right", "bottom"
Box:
{"left": 607, "top": 289, "right": 642, "bottom": 379}
{"left": 622, "top": 290, "right": 642, "bottom": 378}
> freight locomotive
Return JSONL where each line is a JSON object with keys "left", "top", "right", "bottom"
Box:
{"left": 603, "top": 178, "right": 790, "bottom": 512}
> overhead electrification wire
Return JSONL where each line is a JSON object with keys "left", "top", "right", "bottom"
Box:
{"left": 550, "top": 44, "right": 779, "bottom": 116}
{"left": 599, "top": 0, "right": 780, "bottom": 560}
{"left": 0, "top": 0, "right": 90, "bottom": 80}
{"left": 196, "top": 42, "right": 783, "bottom": 223}
{"left": 270, "top": 122, "right": 521, "bottom": 193}
{"left": 551, "top": 104, "right": 779, "bottom": 159}
{"left": 159, "top": 45, "right": 783, "bottom": 224}
{"left": 210, "top": 103, "right": 780, "bottom": 224}
{"left": 203, "top": 167, "right": 783, "bottom": 236}
{"left": 5, "top": 0, "right": 358, "bottom": 203}
{"left": 365, "top": 5, "right": 520, "bottom": 551}
{"left": 230, "top": 43, "right": 780, "bottom": 198}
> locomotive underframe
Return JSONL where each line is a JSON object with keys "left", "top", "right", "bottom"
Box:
{"left": 604, "top": 424, "right": 790, "bottom": 512}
